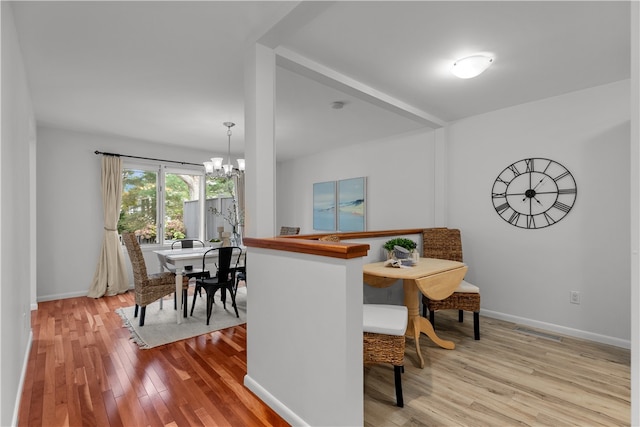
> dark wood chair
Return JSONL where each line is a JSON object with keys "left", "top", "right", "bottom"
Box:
{"left": 122, "top": 232, "right": 176, "bottom": 326}
{"left": 421, "top": 228, "right": 481, "bottom": 340}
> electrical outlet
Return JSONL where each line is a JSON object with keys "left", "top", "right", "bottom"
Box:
{"left": 570, "top": 291, "right": 581, "bottom": 304}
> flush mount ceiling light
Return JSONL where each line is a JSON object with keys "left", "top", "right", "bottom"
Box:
{"left": 451, "top": 55, "right": 494, "bottom": 79}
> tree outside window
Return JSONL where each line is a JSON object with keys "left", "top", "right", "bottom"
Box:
{"left": 118, "top": 165, "right": 237, "bottom": 245}
{"left": 119, "top": 169, "right": 158, "bottom": 242}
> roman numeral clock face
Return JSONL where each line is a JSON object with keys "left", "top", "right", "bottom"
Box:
{"left": 491, "top": 158, "right": 577, "bottom": 229}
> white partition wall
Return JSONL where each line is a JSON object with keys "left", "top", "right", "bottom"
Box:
{"left": 244, "top": 247, "right": 364, "bottom": 426}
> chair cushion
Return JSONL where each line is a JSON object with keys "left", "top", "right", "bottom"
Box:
{"left": 454, "top": 280, "right": 480, "bottom": 293}
{"left": 363, "top": 304, "right": 408, "bottom": 336}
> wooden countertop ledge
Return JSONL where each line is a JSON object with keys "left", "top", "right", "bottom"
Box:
{"left": 243, "top": 228, "right": 424, "bottom": 260}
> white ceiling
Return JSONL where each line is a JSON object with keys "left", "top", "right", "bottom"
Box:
{"left": 10, "top": 1, "right": 630, "bottom": 161}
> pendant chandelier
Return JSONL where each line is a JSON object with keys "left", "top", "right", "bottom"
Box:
{"left": 204, "top": 122, "right": 245, "bottom": 178}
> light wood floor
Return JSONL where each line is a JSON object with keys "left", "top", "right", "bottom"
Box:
{"left": 365, "top": 312, "right": 630, "bottom": 427}
{"left": 19, "top": 292, "right": 630, "bottom": 426}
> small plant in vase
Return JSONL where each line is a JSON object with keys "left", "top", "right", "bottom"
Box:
{"left": 208, "top": 238, "right": 222, "bottom": 248}
{"left": 383, "top": 238, "right": 418, "bottom": 260}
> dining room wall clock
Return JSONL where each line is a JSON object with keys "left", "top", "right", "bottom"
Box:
{"left": 491, "top": 157, "right": 577, "bottom": 229}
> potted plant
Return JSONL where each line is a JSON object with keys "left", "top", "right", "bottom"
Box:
{"left": 383, "top": 238, "right": 418, "bottom": 259}
{"left": 209, "top": 238, "right": 222, "bottom": 248}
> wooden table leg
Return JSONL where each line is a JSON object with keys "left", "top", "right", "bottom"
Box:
{"left": 408, "top": 315, "right": 425, "bottom": 368}
{"left": 403, "top": 279, "right": 455, "bottom": 368}
{"left": 414, "top": 316, "right": 455, "bottom": 350}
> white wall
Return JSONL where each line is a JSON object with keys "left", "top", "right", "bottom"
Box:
{"left": 1, "top": 3, "right": 36, "bottom": 424}
{"left": 277, "top": 81, "right": 631, "bottom": 348}
{"left": 276, "top": 128, "right": 437, "bottom": 233}
{"left": 631, "top": 3, "right": 640, "bottom": 423}
{"left": 447, "top": 80, "right": 631, "bottom": 346}
{"left": 36, "top": 126, "right": 218, "bottom": 301}
{"left": 276, "top": 129, "right": 437, "bottom": 307}
{"left": 245, "top": 248, "right": 363, "bottom": 426}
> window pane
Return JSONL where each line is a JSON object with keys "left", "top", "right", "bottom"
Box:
{"left": 165, "top": 172, "right": 202, "bottom": 241}
{"left": 205, "top": 196, "right": 236, "bottom": 241}
{"left": 206, "top": 176, "right": 234, "bottom": 199}
{"left": 204, "top": 177, "right": 237, "bottom": 241}
{"left": 119, "top": 169, "right": 158, "bottom": 244}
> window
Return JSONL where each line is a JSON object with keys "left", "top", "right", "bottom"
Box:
{"left": 206, "top": 175, "right": 234, "bottom": 199}
{"left": 164, "top": 168, "right": 203, "bottom": 240}
{"left": 118, "top": 161, "right": 241, "bottom": 245}
{"left": 119, "top": 166, "right": 159, "bottom": 244}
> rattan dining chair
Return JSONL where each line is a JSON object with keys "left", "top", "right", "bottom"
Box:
{"left": 363, "top": 304, "right": 408, "bottom": 407}
{"left": 421, "top": 227, "right": 481, "bottom": 340}
{"left": 279, "top": 226, "right": 300, "bottom": 235}
{"left": 122, "top": 232, "right": 177, "bottom": 326}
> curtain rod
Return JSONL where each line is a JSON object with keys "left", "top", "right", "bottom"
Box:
{"left": 94, "top": 150, "right": 203, "bottom": 167}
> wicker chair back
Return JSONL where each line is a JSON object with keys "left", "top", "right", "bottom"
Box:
{"left": 122, "top": 232, "right": 151, "bottom": 289}
{"left": 318, "top": 235, "right": 340, "bottom": 242}
{"left": 122, "top": 232, "right": 177, "bottom": 326}
{"left": 421, "top": 227, "right": 481, "bottom": 340}
{"left": 279, "top": 226, "right": 300, "bottom": 235}
{"left": 422, "top": 228, "right": 463, "bottom": 262}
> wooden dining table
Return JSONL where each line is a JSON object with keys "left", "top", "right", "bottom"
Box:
{"left": 363, "top": 257, "right": 468, "bottom": 368}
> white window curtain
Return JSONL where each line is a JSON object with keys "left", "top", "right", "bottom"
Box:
{"left": 88, "top": 155, "right": 129, "bottom": 297}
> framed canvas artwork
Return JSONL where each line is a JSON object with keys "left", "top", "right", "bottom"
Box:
{"left": 313, "top": 181, "right": 336, "bottom": 231}
{"left": 338, "top": 177, "right": 366, "bottom": 232}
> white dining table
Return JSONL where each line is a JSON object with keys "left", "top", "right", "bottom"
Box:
{"left": 153, "top": 246, "right": 246, "bottom": 324}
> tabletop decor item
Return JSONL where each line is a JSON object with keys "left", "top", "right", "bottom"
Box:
{"left": 393, "top": 245, "right": 411, "bottom": 259}
{"left": 210, "top": 201, "right": 244, "bottom": 245}
{"left": 383, "top": 238, "right": 417, "bottom": 260}
{"left": 491, "top": 157, "right": 577, "bottom": 229}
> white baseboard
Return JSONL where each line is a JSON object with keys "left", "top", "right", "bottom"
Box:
{"left": 244, "top": 374, "right": 308, "bottom": 427}
{"left": 482, "top": 309, "right": 630, "bottom": 349}
{"left": 37, "top": 290, "right": 92, "bottom": 302}
{"left": 12, "top": 330, "right": 33, "bottom": 427}
{"left": 37, "top": 285, "right": 134, "bottom": 303}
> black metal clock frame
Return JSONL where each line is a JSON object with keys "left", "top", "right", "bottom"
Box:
{"left": 491, "top": 157, "right": 577, "bottom": 229}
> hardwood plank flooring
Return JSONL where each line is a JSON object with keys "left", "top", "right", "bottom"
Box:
{"left": 19, "top": 292, "right": 630, "bottom": 426}
{"left": 364, "top": 312, "right": 630, "bottom": 427}
{"left": 18, "top": 289, "right": 289, "bottom": 427}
